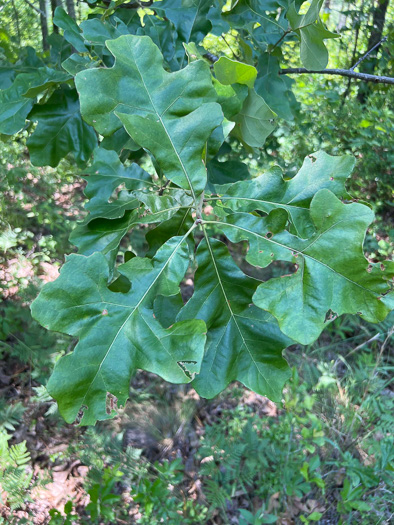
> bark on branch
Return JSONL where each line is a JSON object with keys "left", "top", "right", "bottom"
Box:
{"left": 93, "top": 0, "right": 153, "bottom": 9}
{"left": 279, "top": 68, "right": 394, "bottom": 85}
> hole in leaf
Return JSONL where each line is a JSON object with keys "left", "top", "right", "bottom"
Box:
{"left": 73, "top": 405, "right": 88, "bottom": 426}
{"left": 324, "top": 310, "right": 338, "bottom": 323}
{"left": 106, "top": 393, "right": 118, "bottom": 415}
{"left": 266, "top": 232, "right": 273, "bottom": 239}
{"left": 309, "top": 155, "right": 317, "bottom": 163}
{"left": 177, "top": 360, "right": 198, "bottom": 380}
{"left": 108, "top": 274, "right": 131, "bottom": 293}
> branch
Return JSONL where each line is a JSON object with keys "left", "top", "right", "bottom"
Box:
{"left": 203, "top": 52, "right": 219, "bottom": 63}
{"left": 23, "top": 0, "right": 47, "bottom": 17}
{"left": 279, "top": 68, "right": 394, "bottom": 85}
{"left": 95, "top": 0, "right": 153, "bottom": 9}
{"left": 351, "top": 36, "right": 388, "bottom": 70}
{"left": 271, "top": 29, "right": 291, "bottom": 51}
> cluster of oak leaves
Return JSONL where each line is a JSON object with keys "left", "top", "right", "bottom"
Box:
{"left": 26, "top": 34, "right": 392, "bottom": 426}
{"left": 0, "top": 2, "right": 392, "bottom": 426}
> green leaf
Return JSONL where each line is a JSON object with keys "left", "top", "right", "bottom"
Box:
{"left": 31, "top": 232, "right": 206, "bottom": 425}
{"left": 211, "top": 56, "right": 276, "bottom": 148}
{"left": 27, "top": 87, "right": 97, "bottom": 167}
{"left": 155, "top": 0, "right": 212, "bottom": 45}
{"left": 0, "top": 75, "right": 34, "bottom": 135}
{"left": 146, "top": 208, "right": 194, "bottom": 257}
{"left": 214, "top": 56, "right": 257, "bottom": 88}
{"left": 214, "top": 209, "right": 291, "bottom": 269}
{"left": 48, "top": 33, "right": 73, "bottom": 68}
{"left": 80, "top": 17, "right": 129, "bottom": 46}
{"left": 184, "top": 42, "right": 205, "bottom": 62}
{"left": 61, "top": 54, "right": 100, "bottom": 76}
{"left": 84, "top": 191, "right": 140, "bottom": 222}
{"left": 298, "top": 20, "right": 339, "bottom": 70}
{"left": 69, "top": 211, "right": 137, "bottom": 267}
{"left": 214, "top": 151, "right": 355, "bottom": 237}
{"left": 349, "top": 501, "right": 371, "bottom": 512}
{"left": 213, "top": 79, "right": 249, "bottom": 120}
{"left": 0, "top": 66, "right": 72, "bottom": 135}
{"left": 178, "top": 236, "right": 292, "bottom": 399}
{"left": 207, "top": 0, "right": 230, "bottom": 35}
{"left": 81, "top": 147, "right": 153, "bottom": 219}
{"left": 255, "top": 53, "right": 297, "bottom": 121}
{"left": 261, "top": 514, "right": 279, "bottom": 524}
{"left": 287, "top": 1, "right": 339, "bottom": 70}
{"left": 223, "top": 0, "right": 286, "bottom": 39}
{"left": 287, "top": 0, "right": 324, "bottom": 30}
{"left": 207, "top": 158, "right": 251, "bottom": 189}
{"left": 53, "top": 7, "right": 87, "bottom": 53}
{"left": 233, "top": 88, "right": 276, "bottom": 148}
{"left": 76, "top": 35, "right": 223, "bottom": 199}
{"left": 100, "top": 127, "right": 140, "bottom": 154}
{"left": 212, "top": 190, "right": 394, "bottom": 344}
{"left": 70, "top": 192, "right": 193, "bottom": 267}
{"left": 20, "top": 67, "right": 71, "bottom": 98}
{"left": 141, "top": 16, "right": 178, "bottom": 70}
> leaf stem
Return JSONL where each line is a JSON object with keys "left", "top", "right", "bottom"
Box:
{"left": 271, "top": 29, "right": 291, "bottom": 51}
{"left": 196, "top": 191, "right": 205, "bottom": 220}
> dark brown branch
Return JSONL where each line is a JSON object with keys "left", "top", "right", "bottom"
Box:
{"left": 271, "top": 29, "right": 291, "bottom": 51}
{"left": 93, "top": 0, "right": 153, "bottom": 9}
{"left": 204, "top": 52, "right": 219, "bottom": 63}
{"left": 279, "top": 67, "right": 394, "bottom": 85}
{"left": 350, "top": 36, "right": 388, "bottom": 70}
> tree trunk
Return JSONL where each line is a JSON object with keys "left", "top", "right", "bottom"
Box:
{"left": 51, "top": 0, "right": 61, "bottom": 34}
{"left": 357, "top": 0, "right": 390, "bottom": 102}
{"left": 65, "top": 0, "right": 76, "bottom": 19}
{"left": 39, "top": 0, "right": 49, "bottom": 51}
{"left": 11, "top": 0, "right": 21, "bottom": 45}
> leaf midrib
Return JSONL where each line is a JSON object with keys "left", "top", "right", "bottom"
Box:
{"left": 203, "top": 230, "right": 273, "bottom": 388}
{"left": 128, "top": 40, "right": 198, "bottom": 204}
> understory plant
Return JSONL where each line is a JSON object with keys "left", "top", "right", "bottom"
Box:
{"left": 0, "top": 1, "right": 392, "bottom": 426}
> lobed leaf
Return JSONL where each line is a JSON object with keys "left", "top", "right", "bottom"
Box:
{"left": 209, "top": 190, "right": 393, "bottom": 344}
{"left": 31, "top": 233, "right": 206, "bottom": 425}
{"left": 76, "top": 35, "right": 223, "bottom": 199}
{"left": 27, "top": 87, "right": 97, "bottom": 167}
{"left": 178, "top": 237, "right": 292, "bottom": 400}
{"left": 213, "top": 151, "right": 355, "bottom": 237}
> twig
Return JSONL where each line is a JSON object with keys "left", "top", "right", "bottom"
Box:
{"left": 279, "top": 67, "right": 394, "bottom": 84}
{"left": 203, "top": 52, "right": 219, "bottom": 63}
{"left": 221, "top": 34, "right": 240, "bottom": 60}
{"left": 350, "top": 36, "right": 388, "bottom": 70}
{"left": 271, "top": 29, "right": 291, "bottom": 51}
{"left": 93, "top": 0, "right": 153, "bottom": 10}
{"left": 345, "top": 332, "right": 381, "bottom": 358}
{"left": 158, "top": 179, "right": 170, "bottom": 196}
{"left": 23, "top": 0, "right": 47, "bottom": 17}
